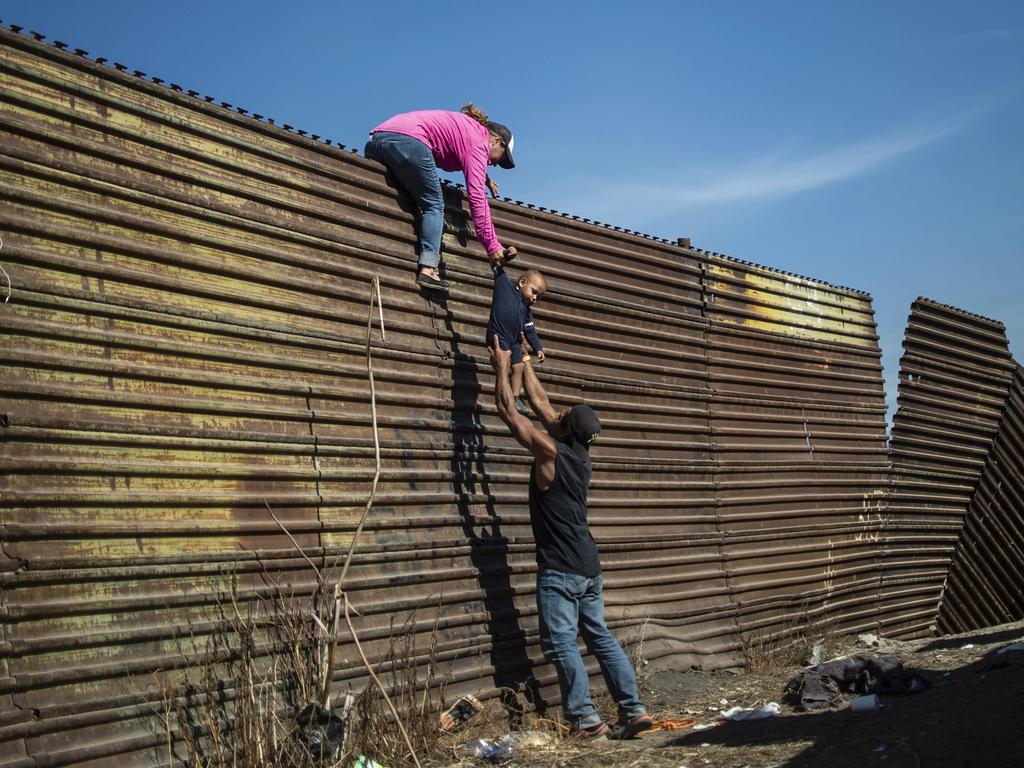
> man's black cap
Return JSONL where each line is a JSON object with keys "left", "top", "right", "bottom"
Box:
{"left": 487, "top": 121, "right": 515, "bottom": 169}
{"left": 564, "top": 404, "right": 601, "bottom": 448}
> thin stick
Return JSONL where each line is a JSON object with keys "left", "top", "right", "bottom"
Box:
{"left": 0, "top": 237, "right": 11, "bottom": 305}
{"left": 320, "top": 276, "right": 385, "bottom": 707}
{"left": 375, "top": 274, "right": 387, "bottom": 342}
{"left": 264, "top": 500, "right": 322, "bottom": 581}
{"left": 337, "top": 275, "right": 384, "bottom": 584}
{"left": 343, "top": 592, "right": 421, "bottom": 768}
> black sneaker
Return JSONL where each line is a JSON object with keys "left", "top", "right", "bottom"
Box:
{"left": 514, "top": 397, "right": 531, "bottom": 417}
{"left": 416, "top": 271, "right": 449, "bottom": 292}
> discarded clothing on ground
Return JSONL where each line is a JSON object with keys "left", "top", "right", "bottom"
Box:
{"left": 784, "top": 655, "right": 930, "bottom": 710}
{"left": 786, "top": 671, "right": 843, "bottom": 710}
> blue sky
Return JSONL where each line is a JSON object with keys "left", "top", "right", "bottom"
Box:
{"left": 4, "top": 1, "right": 1022, "bottom": 423}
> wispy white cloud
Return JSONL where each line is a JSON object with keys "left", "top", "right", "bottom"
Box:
{"left": 573, "top": 96, "right": 1011, "bottom": 219}
{"left": 662, "top": 123, "right": 959, "bottom": 206}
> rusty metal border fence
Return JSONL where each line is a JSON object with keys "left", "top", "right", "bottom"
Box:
{"left": 0, "top": 25, "right": 1019, "bottom": 768}
{"left": 937, "top": 364, "right": 1024, "bottom": 632}
{"left": 885, "top": 299, "right": 1016, "bottom": 638}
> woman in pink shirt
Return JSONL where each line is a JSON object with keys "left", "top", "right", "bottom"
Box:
{"left": 365, "top": 104, "right": 515, "bottom": 292}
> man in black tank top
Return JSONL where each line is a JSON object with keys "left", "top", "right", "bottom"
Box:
{"left": 489, "top": 338, "right": 651, "bottom": 740}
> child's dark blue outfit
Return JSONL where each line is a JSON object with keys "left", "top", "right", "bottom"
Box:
{"left": 486, "top": 265, "right": 543, "bottom": 364}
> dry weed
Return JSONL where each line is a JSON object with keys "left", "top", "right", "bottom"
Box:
{"left": 155, "top": 570, "right": 456, "bottom": 767}
{"left": 341, "top": 612, "right": 449, "bottom": 766}
{"left": 624, "top": 616, "right": 653, "bottom": 688}
{"left": 740, "top": 612, "right": 848, "bottom": 673}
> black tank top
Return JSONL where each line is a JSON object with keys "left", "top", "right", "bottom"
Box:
{"left": 529, "top": 441, "right": 601, "bottom": 578}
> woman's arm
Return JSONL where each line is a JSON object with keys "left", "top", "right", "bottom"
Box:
{"left": 463, "top": 142, "right": 503, "bottom": 259}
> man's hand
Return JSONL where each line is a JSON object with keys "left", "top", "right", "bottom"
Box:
{"left": 489, "top": 335, "right": 512, "bottom": 374}
{"left": 518, "top": 332, "right": 543, "bottom": 364}
{"left": 490, "top": 335, "right": 559, "bottom": 487}
{"left": 519, "top": 334, "right": 559, "bottom": 429}
{"left": 486, "top": 176, "right": 500, "bottom": 198}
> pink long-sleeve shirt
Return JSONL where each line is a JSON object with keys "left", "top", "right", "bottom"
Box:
{"left": 372, "top": 110, "right": 503, "bottom": 256}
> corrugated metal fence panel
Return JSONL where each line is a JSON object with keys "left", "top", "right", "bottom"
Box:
{"left": 884, "top": 299, "right": 1016, "bottom": 638}
{"left": 703, "top": 257, "right": 890, "bottom": 643}
{"left": 938, "top": 365, "right": 1024, "bottom": 632}
{"left": 0, "top": 28, "right": 732, "bottom": 767}
{"left": 0, "top": 29, "right": 464, "bottom": 767}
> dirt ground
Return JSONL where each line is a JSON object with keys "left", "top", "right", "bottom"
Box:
{"left": 438, "top": 620, "right": 1024, "bottom": 768}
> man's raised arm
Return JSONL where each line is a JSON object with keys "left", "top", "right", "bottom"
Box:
{"left": 489, "top": 338, "right": 557, "bottom": 487}
{"left": 522, "top": 352, "right": 559, "bottom": 432}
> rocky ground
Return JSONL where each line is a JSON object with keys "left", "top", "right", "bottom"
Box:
{"left": 436, "top": 620, "right": 1024, "bottom": 768}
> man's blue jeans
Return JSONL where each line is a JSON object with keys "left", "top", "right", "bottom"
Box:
{"left": 537, "top": 569, "right": 646, "bottom": 729}
{"left": 364, "top": 131, "right": 444, "bottom": 269}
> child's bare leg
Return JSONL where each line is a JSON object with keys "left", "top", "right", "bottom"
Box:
{"left": 510, "top": 363, "right": 525, "bottom": 397}
{"left": 510, "top": 362, "right": 531, "bottom": 415}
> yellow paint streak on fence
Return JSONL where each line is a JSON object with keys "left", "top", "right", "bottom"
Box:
{"left": 706, "top": 262, "right": 876, "bottom": 347}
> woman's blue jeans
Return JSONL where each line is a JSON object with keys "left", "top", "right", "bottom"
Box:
{"left": 537, "top": 569, "right": 646, "bottom": 729}
{"left": 364, "top": 131, "right": 444, "bottom": 269}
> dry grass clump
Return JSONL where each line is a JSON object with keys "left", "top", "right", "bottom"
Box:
{"left": 343, "top": 615, "right": 449, "bottom": 766}
{"left": 160, "top": 576, "right": 328, "bottom": 767}
{"left": 158, "top": 573, "right": 454, "bottom": 767}
{"left": 623, "top": 616, "right": 653, "bottom": 689}
{"left": 739, "top": 613, "right": 849, "bottom": 673}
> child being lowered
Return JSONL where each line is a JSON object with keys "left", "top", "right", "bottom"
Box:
{"left": 486, "top": 248, "right": 547, "bottom": 417}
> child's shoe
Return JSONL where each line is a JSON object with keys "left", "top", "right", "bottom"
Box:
{"left": 514, "top": 396, "right": 531, "bottom": 417}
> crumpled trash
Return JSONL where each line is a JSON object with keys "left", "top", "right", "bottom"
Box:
{"left": 850, "top": 694, "right": 881, "bottom": 711}
{"left": 440, "top": 695, "right": 483, "bottom": 732}
{"left": 806, "top": 641, "right": 825, "bottom": 666}
{"left": 468, "top": 734, "right": 515, "bottom": 762}
{"left": 856, "top": 633, "right": 900, "bottom": 654}
{"left": 295, "top": 703, "right": 345, "bottom": 761}
{"left": 720, "top": 702, "right": 781, "bottom": 721}
{"left": 515, "top": 731, "right": 557, "bottom": 749}
{"left": 353, "top": 757, "right": 388, "bottom": 768}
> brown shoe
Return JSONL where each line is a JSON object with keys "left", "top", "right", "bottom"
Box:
{"left": 607, "top": 713, "right": 653, "bottom": 740}
{"left": 571, "top": 721, "right": 609, "bottom": 739}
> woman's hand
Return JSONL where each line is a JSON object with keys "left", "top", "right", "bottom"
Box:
{"left": 486, "top": 176, "right": 500, "bottom": 198}
{"left": 536, "top": 350, "right": 546, "bottom": 363}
